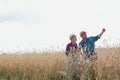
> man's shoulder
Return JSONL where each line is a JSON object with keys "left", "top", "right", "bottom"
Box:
{"left": 66, "top": 42, "right": 72, "bottom": 46}
{"left": 66, "top": 42, "right": 71, "bottom": 50}
{"left": 88, "top": 36, "right": 95, "bottom": 40}
{"left": 88, "top": 36, "right": 99, "bottom": 41}
{"left": 88, "top": 36, "right": 94, "bottom": 39}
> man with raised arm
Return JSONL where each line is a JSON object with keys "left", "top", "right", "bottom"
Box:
{"left": 79, "top": 28, "right": 106, "bottom": 60}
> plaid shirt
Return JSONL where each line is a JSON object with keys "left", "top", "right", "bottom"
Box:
{"left": 66, "top": 42, "right": 78, "bottom": 56}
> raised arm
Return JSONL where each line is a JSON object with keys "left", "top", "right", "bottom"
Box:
{"left": 98, "top": 28, "right": 106, "bottom": 38}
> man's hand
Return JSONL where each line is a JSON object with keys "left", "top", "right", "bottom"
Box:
{"left": 102, "top": 28, "right": 106, "bottom": 33}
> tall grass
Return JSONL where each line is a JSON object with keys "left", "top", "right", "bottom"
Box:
{"left": 0, "top": 48, "right": 120, "bottom": 80}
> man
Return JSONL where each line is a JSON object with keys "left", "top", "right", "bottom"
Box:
{"left": 79, "top": 28, "right": 106, "bottom": 59}
{"left": 66, "top": 34, "right": 80, "bottom": 80}
{"left": 66, "top": 34, "right": 78, "bottom": 57}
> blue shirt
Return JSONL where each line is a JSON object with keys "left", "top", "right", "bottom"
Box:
{"left": 79, "top": 36, "right": 100, "bottom": 54}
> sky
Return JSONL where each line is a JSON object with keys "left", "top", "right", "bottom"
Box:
{"left": 0, "top": 0, "right": 120, "bottom": 53}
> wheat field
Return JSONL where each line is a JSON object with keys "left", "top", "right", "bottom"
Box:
{"left": 0, "top": 48, "right": 120, "bottom": 80}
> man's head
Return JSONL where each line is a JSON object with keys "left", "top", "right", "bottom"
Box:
{"left": 69, "top": 34, "right": 77, "bottom": 43}
{"left": 80, "top": 31, "right": 87, "bottom": 40}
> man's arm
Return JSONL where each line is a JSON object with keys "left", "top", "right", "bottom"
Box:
{"left": 98, "top": 28, "right": 106, "bottom": 38}
{"left": 65, "top": 44, "right": 70, "bottom": 57}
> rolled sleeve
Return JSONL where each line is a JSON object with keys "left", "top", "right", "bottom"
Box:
{"left": 94, "top": 35, "right": 100, "bottom": 42}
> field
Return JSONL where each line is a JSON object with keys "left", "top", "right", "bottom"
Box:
{"left": 0, "top": 48, "right": 120, "bottom": 80}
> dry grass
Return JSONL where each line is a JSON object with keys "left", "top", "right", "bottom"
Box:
{"left": 0, "top": 48, "right": 120, "bottom": 80}
{"left": 97, "top": 48, "right": 120, "bottom": 80}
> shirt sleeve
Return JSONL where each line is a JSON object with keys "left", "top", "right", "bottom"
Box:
{"left": 93, "top": 35, "right": 100, "bottom": 42}
{"left": 66, "top": 44, "right": 70, "bottom": 57}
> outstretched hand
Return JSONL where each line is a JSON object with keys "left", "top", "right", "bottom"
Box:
{"left": 102, "top": 28, "right": 106, "bottom": 33}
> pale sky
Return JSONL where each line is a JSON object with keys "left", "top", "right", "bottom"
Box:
{"left": 0, "top": 0, "right": 120, "bottom": 53}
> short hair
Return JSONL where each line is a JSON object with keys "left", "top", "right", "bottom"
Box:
{"left": 80, "top": 31, "right": 86, "bottom": 37}
{"left": 69, "top": 34, "right": 76, "bottom": 40}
